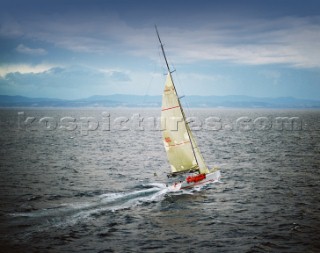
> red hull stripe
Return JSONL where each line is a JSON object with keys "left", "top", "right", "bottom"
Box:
{"left": 162, "top": 105, "right": 180, "bottom": 111}
{"left": 181, "top": 179, "right": 216, "bottom": 189}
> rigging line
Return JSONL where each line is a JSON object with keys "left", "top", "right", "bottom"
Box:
{"left": 171, "top": 63, "right": 193, "bottom": 119}
{"left": 142, "top": 45, "right": 161, "bottom": 105}
{"left": 142, "top": 74, "right": 154, "bottom": 104}
{"left": 157, "top": 45, "right": 166, "bottom": 75}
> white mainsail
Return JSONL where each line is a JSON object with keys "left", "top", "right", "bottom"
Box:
{"left": 161, "top": 73, "right": 209, "bottom": 175}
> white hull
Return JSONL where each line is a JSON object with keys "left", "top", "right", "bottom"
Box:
{"left": 168, "top": 170, "right": 221, "bottom": 191}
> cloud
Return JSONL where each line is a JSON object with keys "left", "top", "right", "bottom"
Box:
{"left": 16, "top": 44, "right": 47, "bottom": 55}
{"left": 156, "top": 16, "right": 320, "bottom": 69}
{"left": 0, "top": 64, "right": 136, "bottom": 98}
{"left": 99, "top": 68, "right": 131, "bottom": 82}
{"left": 34, "top": 15, "right": 320, "bottom": 68}
{"left": 0, "top": 64, "right": 55, "bottom": 77}
{"left": 0, "top": 16, "right": 23, "bottom": 37}
{"left": 1, "top": 8, "right": 320, "bottom": 69}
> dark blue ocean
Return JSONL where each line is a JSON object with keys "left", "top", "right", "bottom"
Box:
{"left": 0, "top": 108, "right": 319, "bottom": 252}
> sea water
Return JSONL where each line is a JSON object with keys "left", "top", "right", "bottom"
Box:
{"left": 0, "top": 108, "right": 319, "bottom": 252}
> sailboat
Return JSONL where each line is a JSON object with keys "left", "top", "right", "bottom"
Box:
{"left": 155, "top": 26, "right": 221, "bottom": 191}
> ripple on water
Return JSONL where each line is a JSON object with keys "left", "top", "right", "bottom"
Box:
{"left": 0, "top": 108, "right": 319, "bottom": 252}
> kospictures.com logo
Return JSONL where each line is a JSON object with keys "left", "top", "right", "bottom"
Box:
{"left": 16, "top": 112, "right": 304, "bottom": 135}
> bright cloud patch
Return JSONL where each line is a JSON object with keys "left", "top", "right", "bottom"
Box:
{"left": 0, "top": 64, "right": 54, "bottom": 77}
{"left": 16, "top": 44, "right": 47, "bottom": 55}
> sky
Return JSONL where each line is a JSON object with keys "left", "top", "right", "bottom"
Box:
{"left": 0, "top": 0, "right": 320, "bottom": 100}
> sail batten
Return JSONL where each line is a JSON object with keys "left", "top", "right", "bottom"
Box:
{"left": 167, "top": 140, "right": 190, "bottom": 147}
{"left": 161, "top": 105, "right": 180, "bottom": 111}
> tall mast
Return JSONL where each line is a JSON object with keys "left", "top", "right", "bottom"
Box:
{"left": 155, "top": 25, "right": 171, "bottom": 73}
{"left": 155, "top": 25, "right": 200, "bottom": 170}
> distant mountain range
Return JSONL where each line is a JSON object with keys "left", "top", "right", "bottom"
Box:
{"left": 0, "top": 94, "right": 320, "bottom": 108}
